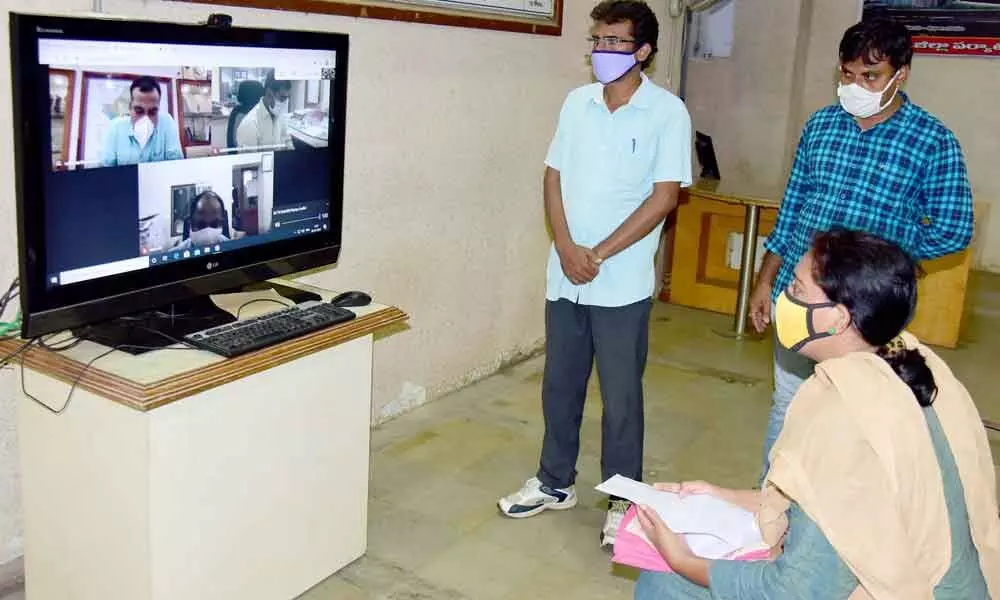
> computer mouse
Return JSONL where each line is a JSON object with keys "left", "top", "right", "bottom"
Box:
{"left": 331, "top": 290, "right": 372, "bottom": 308}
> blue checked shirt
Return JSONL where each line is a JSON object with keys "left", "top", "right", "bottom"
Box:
{"left": 766, "top": 93, "right": 973, "bottom": 302}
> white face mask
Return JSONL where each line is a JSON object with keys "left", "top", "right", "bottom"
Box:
{"left": 133, "top": 115, "right": 155, "bottom": 149}
{"left": 270, "top": 99, "right": 289, "bottom": 118}
{"left": 189, "top": 227, "right": 224, "bottom": 246}
{"left": 837, "top": 71, "right": 899, "bottom": 119}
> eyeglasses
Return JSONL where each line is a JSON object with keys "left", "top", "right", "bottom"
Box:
{"left": 588, "top": 35, "right": 636, "bottom": 49}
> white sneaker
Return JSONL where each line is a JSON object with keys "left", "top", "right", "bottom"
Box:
{"left": 498, "top": 477, "right": 577, "bottom": 518}
{"left": 600, "top": 499, "right": 632, "bottom": 547}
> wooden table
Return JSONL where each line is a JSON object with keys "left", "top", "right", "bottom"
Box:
{"left": 668, "top": 179, "right": 981, "bottom": 348}
{"left": 683, "top": 179, "right": 781, "bottom": 339}
{"left": 2, "top": 280, "right": 407, "bottom": 600}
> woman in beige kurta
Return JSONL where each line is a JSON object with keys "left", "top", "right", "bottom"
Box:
{"left": 635, "top": 230, "right": 999, "bottom": 600}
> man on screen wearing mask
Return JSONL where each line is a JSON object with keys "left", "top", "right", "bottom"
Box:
{"left": 497, "top": 0, "right": 691, "bottom": 548}
{"left": 101, "top": 76, "right": 183, "bottom": 167}
{"left": 175, "top": 191, "right": 231, "bottom": 250}
{"left": 236, "top": 70, "right": 293, "bottom": 151}
{"left": 747, "top": 17, "right": 974, "bottom": 478}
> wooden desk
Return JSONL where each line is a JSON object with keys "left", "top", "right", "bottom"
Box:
{"left": 1, "top": 281, "right": 407, "bottom": 600}
{"left": 682, "top": 180, "right": 782, "bottom": 338}
{"left": 669, "top": 180, "right": 981, "bottom": 348}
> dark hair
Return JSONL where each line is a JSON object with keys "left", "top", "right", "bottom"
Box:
{"left": 190, "top": 190, "right": 225, "bottom": 214}
{"left": 839, "top": 17, "right": 913, "bottom": 71}
{"left": 264, "top": 70, "right": 292, "bottom": 93}
{"left": 590, "top": 1, "right": 659, "bottom": 70}
{"left": 236, "top": 79, "right": 265, "bottom": 108}
{"left": 811, "top": 229, "right": 936, "bottom": 407}
{"left": 130, "top": 76, "right": 162, "bottom": 99}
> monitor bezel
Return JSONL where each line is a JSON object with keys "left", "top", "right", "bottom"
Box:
{"left": 9, "top": 12, "right": 349, "bottom": 338}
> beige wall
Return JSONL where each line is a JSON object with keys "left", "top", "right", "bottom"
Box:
{"left": 684, "top": 0, "right": 1000, "bottom": 271}
{"left": 684, "top": 0, "right": 805, "bottom": 187}
{"left": 908, "top": 58, "right": 1000, "bottom": 271}
{"left": 0, "top": 0, "right": 683, "bottom": 569}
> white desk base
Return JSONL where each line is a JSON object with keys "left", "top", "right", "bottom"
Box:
{"left": 18, "top": 335, "right": 373, "bottom": 600}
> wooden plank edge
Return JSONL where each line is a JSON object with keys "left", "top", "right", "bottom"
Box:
{"left": 1, "top": 306, "right": 409, "bottom": 412}
{"left": 691, "top": 190, "right": 782, "bottom": 209}
{"left": 138, "top": 306, "right": 408, "bottom": 410}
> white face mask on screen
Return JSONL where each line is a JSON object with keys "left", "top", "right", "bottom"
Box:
{"left": 189, "top": 227, "right": 224, "bottom": 246}
{"left": 270, "top": 99, "right": 289, "bottom": 118}
{"left": 133, "top": 115, "right": 154, "bottom": 148}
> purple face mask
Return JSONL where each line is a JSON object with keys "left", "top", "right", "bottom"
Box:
{"left": 591, "top": 50, "right": 637, "bottom": 84}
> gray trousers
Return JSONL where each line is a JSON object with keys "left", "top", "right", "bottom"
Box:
{"left": 537, "top": 298, "right": 651, "bottom": 490}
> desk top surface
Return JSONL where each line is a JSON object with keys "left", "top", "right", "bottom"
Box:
{"left": 687, "top": 179, "right": 784, "bottom": 209}
{"left": 0, "top": 279, "right": 407, "bottom": 412}
{"left": 288, "top": 121, "right": 327, "bottom": 148}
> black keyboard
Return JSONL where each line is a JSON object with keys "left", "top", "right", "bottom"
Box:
{"left": 184, "top": 300, "right": 356, "bottom": 357}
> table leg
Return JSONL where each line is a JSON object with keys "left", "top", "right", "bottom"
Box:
{"left": 716, "top": 204, "right": 763, "bottom": 341}
{"left": 734, "top": 204, "right": 761, "bottom": 336}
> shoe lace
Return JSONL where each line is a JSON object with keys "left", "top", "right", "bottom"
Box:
{"left": 511, "top": 478, "right": 543, "bottom": 504}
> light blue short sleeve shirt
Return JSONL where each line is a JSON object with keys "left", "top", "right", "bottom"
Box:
{"left": 100, "top": 112, "right": 184, "bottom": 167}
{"left": 544, "top": 74, "right": 692, "bottom": 308}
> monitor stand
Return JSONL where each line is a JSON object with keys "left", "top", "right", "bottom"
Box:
{"left": 72, "top": 281, "right": 322, "bottom": 355}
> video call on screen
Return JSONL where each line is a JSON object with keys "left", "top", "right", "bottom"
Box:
{"left": 40, "top": 39, "right": 337, "bottom": 287}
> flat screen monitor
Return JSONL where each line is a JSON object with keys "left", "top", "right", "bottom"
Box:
{"left": 9, "top": 13, "right": 349, "bottom": 340}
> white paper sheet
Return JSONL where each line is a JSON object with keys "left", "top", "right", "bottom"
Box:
{"left": 596, "top": 475, "right": 763, "bottom": 549}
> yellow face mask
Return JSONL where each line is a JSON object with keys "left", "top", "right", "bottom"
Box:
{"left": 774, "top": 290, "right": 838, "bottom": 352}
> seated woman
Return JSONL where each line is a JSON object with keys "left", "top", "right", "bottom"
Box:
{"left": 635, "top": 230, "right": 1000, "bottom": 599}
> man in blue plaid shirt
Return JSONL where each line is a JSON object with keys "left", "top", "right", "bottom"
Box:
{"left": 748, "top": 17, "right": 974, "bottom": 476}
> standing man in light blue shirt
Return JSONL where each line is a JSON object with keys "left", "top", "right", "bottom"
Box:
{"left": 499, "top": 0, "right": 692, "bottom": 548}
{"left": 100, "top": 76, "right": 183, "bottom": 167}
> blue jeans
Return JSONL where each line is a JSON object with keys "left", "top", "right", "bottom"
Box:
{"left": 761, "top": 310, "right": 815, "bottom": 480}
{"left": 634, "top": 505, "right": 863, "bottom": 600}
{"left": 635, "top": 570, "right": 711, "bottom": 599}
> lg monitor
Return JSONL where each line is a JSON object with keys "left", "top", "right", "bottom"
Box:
{"left": 9, "top": 13, "right": 349, "bottom": 346}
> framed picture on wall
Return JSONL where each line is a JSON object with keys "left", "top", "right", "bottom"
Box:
{"left": 174, "top": 0, "right": 564, "bottom": 36}
{"left": 77, "top": 72, "right": 173, "bottom": 167}
{"left": 48, "top": 69, "right": 76, "bottom": 169}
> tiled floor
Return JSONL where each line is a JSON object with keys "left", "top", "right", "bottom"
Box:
{"left": 4, "top": 273, "right": 999, "bottom": 600}
{"left": 294, "top": 272, "right": 1000, "bottom": 600}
